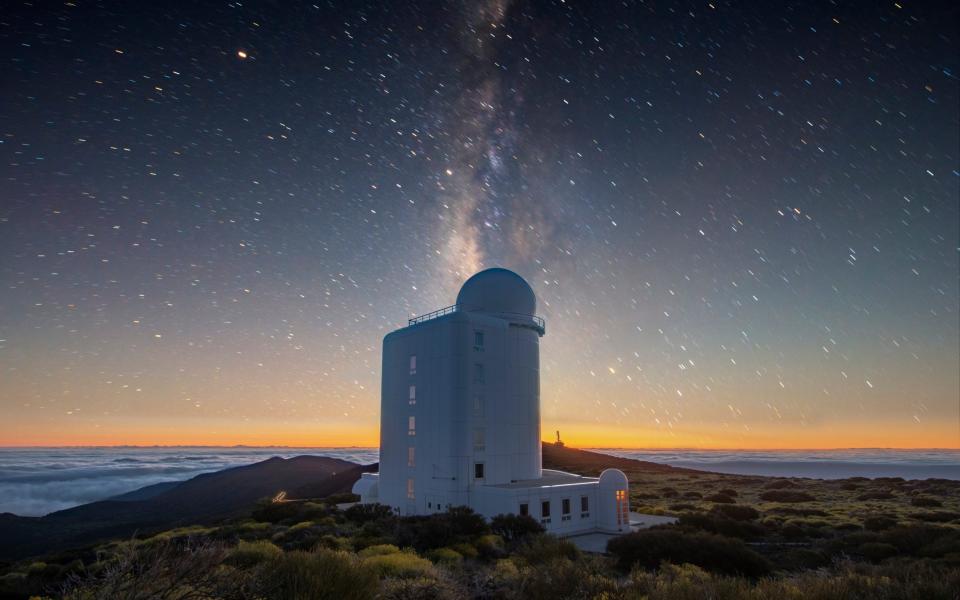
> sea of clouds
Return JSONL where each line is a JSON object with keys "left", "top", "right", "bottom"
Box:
{"left": 595, "top": 448, "right": 960, "bottom": 480}
{"left": 0, "top": 447, "right": 378, "bottom": 517}
{"left": 2, "top": 447, "right": 957, "bottom": 517}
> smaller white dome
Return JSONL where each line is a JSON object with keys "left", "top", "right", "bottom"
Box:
{"left": 598, "top": 468, "right": 629, "bottom": 491}
{"left": 456, "top": 268, "right": 536, "bottom": 315}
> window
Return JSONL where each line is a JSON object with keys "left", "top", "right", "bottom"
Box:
{"left": 407, "top": 478, "right": 415, "bottom": 499}
{"left": 562, "top": 498, "right": 572, "bottom": 521}
{"left": 408, "top": 416, "right": 416, "bottom": 436}
{"left": 473, "top": 363, "right": 484, "bottom": 384}
{"left": 408, "top": 385, "right": 416, "bottom": 405}
{"left": 580, "top": 495, "right": 590, "bottom": 517}
{"left": 409, "top": 355, "right": 416, "bottom": 375}
{"left": 473, "top": 428, "right": 485, "bottom": 452}
{"left": 474, "top": 330, "right": 484, "bottom": 348}
{"left": 407, "top": 446, "right": 415, "bottom": 467}
{"left": 519, "top": 503, "right": 529, "bottom": 516}
{"left": 616, "top": 489, "right": 628, "bottom": 526}
{"left": 474, "top": 462, "right": 485, "bottom": 479}
{"left": 473, "top": 393, "right": 484, "bottom": 415}
{"left": 540, "top": 500, "right": 551, "bottom": 524}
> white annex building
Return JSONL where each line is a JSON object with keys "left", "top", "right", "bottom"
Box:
{"left": 353, "top": 268, "right": 632, "bottom": 536}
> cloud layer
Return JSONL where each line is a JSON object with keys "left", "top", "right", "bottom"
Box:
{"left": 0, "top": 447, "right": 378, "bottom": 516}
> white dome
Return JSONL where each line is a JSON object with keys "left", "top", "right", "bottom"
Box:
{"left": 456, "top": 268, "right": 536, "bottom": 315}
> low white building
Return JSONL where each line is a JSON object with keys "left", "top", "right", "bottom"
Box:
{"left": 353, "top": 268, "right": 631, "bottom": 535}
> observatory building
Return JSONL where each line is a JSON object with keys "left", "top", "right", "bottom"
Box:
{"left": 353, "top": 268, "right": 631, "bottom": 535}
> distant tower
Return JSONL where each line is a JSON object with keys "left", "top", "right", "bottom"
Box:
{"left": 554, "top": 430, "right": 565, "bottom": 447}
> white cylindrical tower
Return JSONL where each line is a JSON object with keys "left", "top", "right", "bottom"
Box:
{"left": 457, "top": 268, "right": 544, "bottom": 486}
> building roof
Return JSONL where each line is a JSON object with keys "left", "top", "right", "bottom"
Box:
{"left": 486, "top": 469, "right": 599, "bottom": 489}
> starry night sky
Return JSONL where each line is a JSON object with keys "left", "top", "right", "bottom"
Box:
{"left": 2, "top": 1, "right": 957, "bottom": 448}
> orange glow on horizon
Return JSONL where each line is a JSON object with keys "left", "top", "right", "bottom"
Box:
{"left": 2, "top": 417, "right": 956, "bottom": 450}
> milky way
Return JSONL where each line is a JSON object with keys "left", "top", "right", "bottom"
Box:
{"left": 1, "top": 1, "right": 957, "bottom": 448}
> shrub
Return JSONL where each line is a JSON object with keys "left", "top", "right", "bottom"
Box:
{"left": 363, "top": 552, "right": 435, "bottom": 579}
{"left": 228, "top": 540, "right": 282, "bottom": 567}
{"left": 911, "top": 496, "right": 943, "bottom": 508}
{"left": 759, "top": 490, "right": 815, "bottom": 503}
{"left": 678, "top": 513, "right": 765, "bottom": 540}
{"left": 426, "top": 547, "right": 463, "bottom": 566}
{"left": 252, "top": 500, "right": 304, "bottom": 524}
{"left": 710, "top": 504, "right": 759, "bottom": 521}
{"left": 474, "top": 534, "right": 506, "bottom": 559}
{"left": 490, "top": 513, "right": 545, "bottom": 543}
{"left": 764, "top": 479, "right": 797, "bottom": 489}
{"left": 606, "top": 529, "right": 770, "bottom": 576}
{"left": 683, "top": 491, "right": 703, "bottom": 499}
{"left": 518, "top": 556, "right": 619, "bottom": 600}
{"left": 858, "top": 542, "right": 898, "bottom": 562}
{"left": 857, "top": 490, "right": 895, "bottom": 501}
{"left": 911, "top": 511, "right": 960, "bottom": 523}
{"left": 358, "top": 543, "right": 401, "bottom": 558}
{"left": 344, "top": 502, "right": 395, "bottom": 523}
{"left": 704, "top": 493, "right": 736, "bottom": 504}
{"left": 718, "top": 488, "right": 739, "bottom": 497}
{"left": 265, "top": 549, "right": 377, "bottom": 600}
{"left": 445, "top": 506, "right": 490, "bottom": 537}
{"left": 659, "top": 487, "right": 679, "bottom": 498}
{"left": 516, "top": 535, "right": 580, "bottom": 564}
{"left": 378, "top": 576, "right": 462, "bottom": 600}
{"left": 863, "top": 515, "right": 898, "bottom": 531}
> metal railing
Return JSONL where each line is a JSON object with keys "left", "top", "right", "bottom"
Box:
{"left": 408, "top": 304, "right": 458, "bottom": 326}
{"left": 408, "top": 304, "right": 545, "bottom": 335}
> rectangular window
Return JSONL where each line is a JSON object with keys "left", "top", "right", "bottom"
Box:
{"left": 473, "top": 394, "right": 484, "bottom": 415}
{"left": 562, "top": 498, "right": 571, "bottom": 515}
{"left": 473, "top": 428, "right": 485, "bottom": 452}
{"left": 407, "top": 478, "right": 415, "bottom": 499}
{"left": 409, "top": 355, "right": 416, "bottom": 375}
{"left": 519, "top": 503, "right": 529, "bottom": 516}
{"left": 408, "top": 385, "right": 416, "bottom": 405}
{"left": 408, "top": 416, "right": 416, "bottom": 436}
{"left": 473, "top": 363, "right": 484, "bottom": 384}
{"left": 408, "top": 446, "right": 415, "bottom": 467}
{"left": 581, "top": 496, "right": 589, "bottom": 514}
{"left": 540, "top": 500, "right": 551, "bottom": 524}
{"left": 474, "top": 330, "right": 484, "bottom": 348}
{"left": 474, "top": 462, "right": 485, "bottom": 479}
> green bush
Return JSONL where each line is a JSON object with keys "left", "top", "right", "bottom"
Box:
{"left": 764, "top": 479, "right": 797, "bottom": 489}
{"left": 678, "top": 512, "right": 765, "bottom": 540}
{"left": 760, "top": 490, "right": 815, "bottom": 503}
{"left": 710, "top": 504, "right": 759, "bottom": 521}
{"left": 863, "top": 515, "right": 898, "bottom": 531}
{"left": 264, "top": 549, "right": 377, "bottom": 600}
{"left": 516, "top": 534, "right": 580, "bottom": 565}
{"left": 426, "top": 547, "right": 463, "bottom": 566}
{"left": 228, "top": 540, "right": 282, "bottom": 567}
{"left": 519, "top": 557, "right": 618, "bottom": 600}
{"left": 363, "top": 552, "right": 435, "bottom": 579}
{"left": 704, "top": 493, "right": 736, "bottom": 503}
{"left": 911, "top": 496, "right": 943, "bottom": 508}
{"left": 857, "top": 490, "right": 895, "bottom": 501}
{"left": 490, "top": 513, "right": 545, "bottom": 543}
{"left": 358, "top": 543, "right": 401, "bottom": 557}
{"left": 378, "top": 576, "right": 462, "bottom": 600}
{"left": 607, "top": 529, "right": 771, "bottom": 576}
{"left": 857, "top": 542, "right": 898, "bottom": 562}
